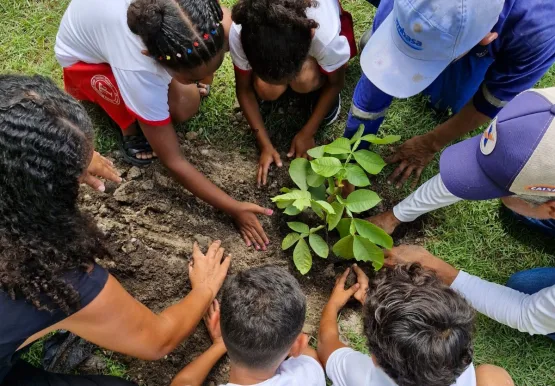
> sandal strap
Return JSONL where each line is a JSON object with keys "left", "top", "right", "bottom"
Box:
{"left": 122, "top": 135, "right": 152, "bottom": 156}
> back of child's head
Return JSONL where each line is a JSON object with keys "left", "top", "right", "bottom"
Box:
{"left": 127, "top": 0, "right": 225, "bottom": 71}
{"left": 232, "top": 0, "right": 318, "bottom": 83}
{"left": 220, "top": 265, "right": 306, "bottom": 370}
{"left": 364, "top": 263, "right": 475, "bottom": 386}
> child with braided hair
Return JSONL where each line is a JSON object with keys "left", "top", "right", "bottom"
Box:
{"left": 55, "top": 0, "right": 274, "bottom": 250}
{"left": 231, "top": 0, "right": 357, "bottom": 186}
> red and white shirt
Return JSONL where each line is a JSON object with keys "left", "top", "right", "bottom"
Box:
{"left": 229, "top": 0, "right": 351, "bottom": 75}
{"left": 55, "top": 0, "right": 172, "bottom": 126}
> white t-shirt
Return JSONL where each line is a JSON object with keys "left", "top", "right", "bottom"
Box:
{"left": 326, "top": 347, "right": 477, "bottom": 386}
{"left": 55, "top": 0, "right": 172, "bottom": 124}
{"left": 229, "top": 0, "right": 351, "bottom": 75}
{"left": 220, "top": 355, "right": 325, "bottom": 386}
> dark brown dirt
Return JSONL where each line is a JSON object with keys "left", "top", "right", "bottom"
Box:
{"left": 79, "top": 136, "right": 424, "bottom": 385}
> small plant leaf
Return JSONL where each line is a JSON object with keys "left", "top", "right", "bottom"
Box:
{"left": 315, "top": 200, "right": 335, "bottom": 215}
{"left": 310, "top": 157, "right": 343, "bottom": 177}
{"left": 288, "top": 222, "right": 310, "bottom": 234}
{"left": 284, "top": 206, "right": 302, "bottom": 216}
{"left": 293, "top": 238, "right": 312, "bottom": 275}
{"left": 282, "top": 233, "right": 301, "bottom": 250}
{"left": 324, "top": 137, "right": 351, "bottom": 155}
{"left": 350, "top": 125, "right": 366, "bottom": 144}
{"left": 311, "top": 201, "right": 325, "bottom": 219}
{"left": 345, "top": 164, "right": 371, "bottom": 187}
{"left": 361, "top": 134, "right": 401, "bottom": 145}
{"left": 289, "top": 158, "right": 309, "bottom": 191}
{"left": 276, "top": 200, "right": 294, "bottom": 209}
{"left": 336, "top": 218, "right": 352, "bottom": 239}
{"left": 345, "top": 190, "right": 382, "bottom": 213}
{"left": 293, "top": 198, "right": 311, "bottom": 211}
{"left": 353, "top": 235, "right": 384, "bottom": 270}
{"left": 309, "top": 185, "right": 327, "bottom": 201}
{"left": 309, "top": 233, "right": 329, "bottom": 258}
{"left": 272, "top": 190, "right": 311, "bottom": 202}
{"left": 307, "top": 167, "right": 326, "bottom": 187}
{"left": 332, "top": 235, "right": 355, "bottom": 259}
{"left": 327, "top": 202, "right": 345, "bottom": 231}
{"left": 280, "top": 187, "right": 291, "bottom": 193}
{"left": 350, "top": 219, "right": 357, "bottom": 235}
{"left": 353, "top": 219, "right": 393, "bottom": 249}
{"left": 307, "top": 145, "right": 326, "bottom": 159}
{"left": 310, "top": 225, "right": 325, "bottom": 234}
{"left": 353, "top": 150, "right": 387, "bottom": 175}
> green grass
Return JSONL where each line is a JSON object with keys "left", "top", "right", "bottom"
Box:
{"left": 2, "top": 0, "right": 555, "bottom": 385}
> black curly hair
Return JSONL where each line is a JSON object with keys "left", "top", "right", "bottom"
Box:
{"left": 0, "top": 74, "right": 108, "bottom": 314}
{"left": 127, "top": 0, "right": 225, "bottom": 71}
{"left": 232, "top": 0, "right": 319, "bottom": 83}
{"left": 363, "top": 263, "right": 475, "bottom": 386}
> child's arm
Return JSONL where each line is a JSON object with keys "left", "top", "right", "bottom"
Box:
{"left": 172, "top": 300, "right": 227, "bottom": 386}
{"left": 235, "top": 70, "right": 283, "bottom": 186}
{"left": 140, "top": 122, "right": 272, "bottom": 250}
{"left": 288, "top": 66, "right": 346, "bottom": 159}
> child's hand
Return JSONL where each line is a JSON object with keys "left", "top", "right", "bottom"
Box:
{"left": 204, "top": 300, "right": 224, "bottom": 347}
{"left": 189, "top": 241, "right": 231, "bottom": 299}
{"left": 81, "top": 151, "right": 122, "bottom": 192}
{"left": 232, "top": 202, "right": 273, "bottom": 250}
{"left": 327, "top": 267, "right": 360, "bottom": 311}
{"left": 258, "top": 146, "right": 283, "bottom": 187}
{"left": 351, "top": 264, "right": 369, "bottom": 305}
{"left": 288, "top": 132, "right": 316, "bottom": 159}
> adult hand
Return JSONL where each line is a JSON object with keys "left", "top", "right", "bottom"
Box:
{"left": 257, "top": 146, "right": 283, "bottom": 187}
{"left": 366, "top": 210, "right": 402, "bottom": 235}
{"left": 82, "top": 151, "right": 122, "bottom": 192}
{"left": 204, "top": 299, "right": 224, "bottom": 346}
{"left": 386, "top": 134, "right": 438, "bottom": 189}
{"left": 189, "top": 241, "right": 231, "bottom": 299}
{"left": 288, "top": 131, "right": 316, "bottom": 159}
{"left": 232, "top": 202, "right": 273, "bottom": 250}
{"left": 383, "top": 244, "right": 433, "bottom": 267}
{"left": 327, "top": 267, "right": 360, "bottom": 311}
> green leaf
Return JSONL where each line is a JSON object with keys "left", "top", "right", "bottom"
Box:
{"left": 310, "top": 157, "right": 343, "bottom": 178}
{"left": 345, "top": 190, "right": 382, "bottom": 213}
{"left": 293, "top": 238, "right": 312, "bottom": 275}
{"left": 350, "top": 125, "right": 366, "bottom": 144}
{"left": 288, "top": 222, "right": 310, "bottom": 234}
{"left": 345, "top": 164, "right": 370, "bottom": 187}
{"left": 280, "top": 187, "right": 291, "bottom": 193}
{"left": 311, "top": 201, "right": 325, "bottom": 219}
{"left": 346, "top": 208, "right": 353, "bottom": 218}
{"left": 284, "top": 206, "right": 302, "bottom": 216}
{"left": 327, "top": 202, "right": 345, "bottom": 231}
{"left": 315, "top": 200, "right": 335, "bottom": 215}
{"left": 272, "top": 190, "right": 311, "bottom": 202}
{"left": 310, "top": 225, "right": 325, "bottom": 234}
{"left": 353, "top": 235, "right": 384, "bottom": 270}
{"left": 309, "top": 184, "right": 327, "bottom": 201}
{"left": 361, "top": 134, "right": 401, "bottom": 145}
{"left": 293, "top": 198, "right": 311, "bottom": 211}
{"left": 350, "top": 219, "right": 357, "bottom": 235}
{"left": 324, "top": 137, "right": 351, "bottom": 155}
{"left": 307, "top": 145, "right": 326, "bottom": 159}
{"left": 336, "top": 218, "right": 352, "bottom": 239}
{"left": 289, "top": 158, "right": 309, "bottom": 191}
{"left": 326, "top": 177, "right": 336, "bottom": 195}
{"left": 353, "top": 219, "right": 393, "bottom": 249}
{"left": 282, "top": 233, "right": 301, "bottom": 250}
{"left": 353, "top": 150, "right": 387, "bottom": 175}
{"left": 309, "top": 233, "right": 329, "bottom": 258}
{"left": 307, "top": 167, "right": 326, "bottom": 187}
{"left": 276, "top": 200, "right": 294, "bottom": 209}
{"left": 332, "top": 235, "right": 355, "bottom": 259}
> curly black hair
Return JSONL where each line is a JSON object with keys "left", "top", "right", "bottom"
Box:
{"left": 0, "top": 74, "right": 108, "bottom": 314}
{"left": 363, "top": 263, "right": 475, "bottom": 386}
{"left": 232, "top": 0, "right": 318, "bottom": 83}
{"left": 127, "top": 0, "right": 225, "bottom": 70}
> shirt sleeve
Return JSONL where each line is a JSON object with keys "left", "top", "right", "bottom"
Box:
{"left": 314, "top": 34, "right": 351, "bottom": 74}
{"left": 326, "top": 347, "right": 373, "bottom": 386}
{"left": 111, "top": 68, "right": 171, "bottom": 126}
{"left": 393, "top": 174, "right": 462, "bottom": 223}
{"left": 229, "top": 24, "right": 251, "bottom": 73}
{"left": 278, "top": 355, "right": 325, "bottom": 385}
{"left": 452, "top": 271, "right": 555, "bottom": 336}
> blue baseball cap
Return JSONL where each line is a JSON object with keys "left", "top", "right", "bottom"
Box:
{"left": 361, "top": 0, "right": 504, "bottom": 98}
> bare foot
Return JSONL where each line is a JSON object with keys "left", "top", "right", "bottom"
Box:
{"left": 366, "top": 210, "right": 401, "bottom": 235}
{"left": 123, "top": 122, "right": 156, "bottom": 160}
{"left": 196, "top": 82, "right": 211, "bottom": 98}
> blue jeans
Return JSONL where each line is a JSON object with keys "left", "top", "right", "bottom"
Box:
{"left": 511, "top": 211, "right": 555, "bottom": 237}
{"left": 506, "top": 268, "right": 555, "bottom": 340}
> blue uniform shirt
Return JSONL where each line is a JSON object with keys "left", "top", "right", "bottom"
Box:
{"left": 345, "top": 0, "right": 555, "bottom": 138}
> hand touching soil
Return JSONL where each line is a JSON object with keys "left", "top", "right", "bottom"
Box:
{"left": 257, "top": 146, "right": 283, "bottom": 187}
{"left": 82, "top": 151, "right": 122, "bottom": 192}
{"left": 232, "top": 202, "right": 273, "bottom": 251}
{"left": 288, "top": 132, "right": 316, "bottom": 159}
{"left": 189, "top": 241, "right": 231, "bottom": 300}
{"left": 367, "top": 210, "right": 402, "bottom": 235}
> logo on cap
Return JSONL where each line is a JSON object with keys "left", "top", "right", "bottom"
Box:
{"left": 395, "top": 19, "right": 423, "bottom": 51}
{"left": 526, "top": 185, "right": 555, "bottom": 193}
{"left": 480, "top": 120, "right": 497, "bottom": 155}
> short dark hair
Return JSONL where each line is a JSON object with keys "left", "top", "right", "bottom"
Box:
{"left": 127, "top": 0, "right": 225, "bottom": 71}
{"left": 220, "top": 265, "right": 306, "bottom": 369}
{"left": 232, "top": 0, "right": 318, "bottom": 83}
{"left": 363, "top": 263, "right": 475, "bottom": 386}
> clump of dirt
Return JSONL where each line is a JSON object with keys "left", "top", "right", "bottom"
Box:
{"left": 79, "top": 136, "right": 424, "bottom": 385}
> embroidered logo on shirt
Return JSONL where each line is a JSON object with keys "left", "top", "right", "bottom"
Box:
{"left": 91, "top": 75, "right": 121, "bottom": 105}
{"left": 396, "top": 19, "right": 423, "bottom": 51}
{"left": 480, "top": 120, "right": 497, "bottom": 155}
{"left": 526, "top": 185, "right": 555, "bottom": 193}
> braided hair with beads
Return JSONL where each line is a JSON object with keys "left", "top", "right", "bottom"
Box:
{"left": 0, "top": 74, "right": 109, "bottom": 314}
{"left": 127, "top": 0, "right": 225, "bottom": 70}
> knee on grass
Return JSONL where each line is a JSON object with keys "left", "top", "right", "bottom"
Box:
{"left": 476, "top": 364, "right": 514, "bottom": 386}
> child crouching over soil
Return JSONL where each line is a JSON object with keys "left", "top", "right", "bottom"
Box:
{"left": 318, "top": 264, "right": 514, "bottom": 386}
{"left": 56, "top": 0, "right": 273, "bottom": 250}
{"left": 171, "top": 265, "right": 325, "bottom": 386}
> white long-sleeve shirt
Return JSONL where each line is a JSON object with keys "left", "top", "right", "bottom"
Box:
{"left": 452, "top": 271, "right": 555, "bottom": 335}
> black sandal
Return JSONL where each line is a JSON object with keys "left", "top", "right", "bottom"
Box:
{"left": 119, "top": 131, "right": 156, "bottom": 167}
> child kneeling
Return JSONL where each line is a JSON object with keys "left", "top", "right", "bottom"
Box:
{"left": 172, "top": 265, "right": 325, "bottom": 386}
{"left": 318, "top": 264, "right": 514, "bottom": 386}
